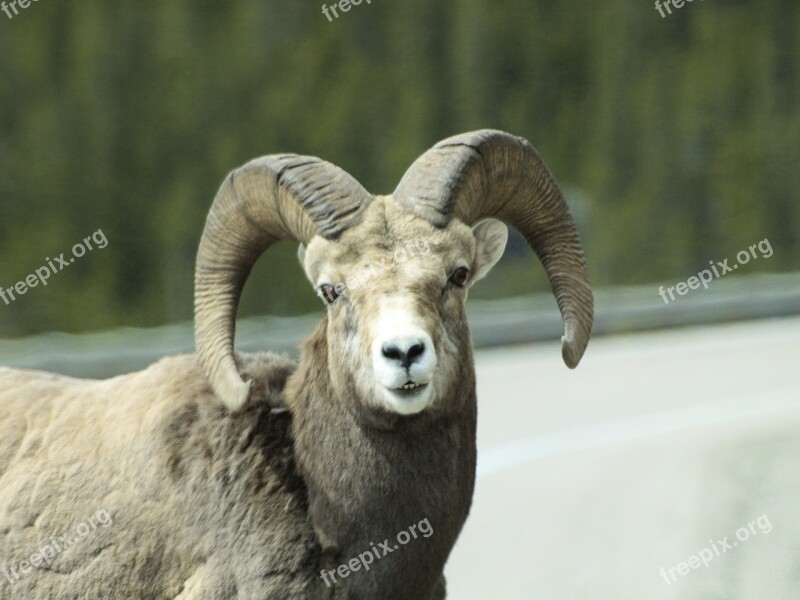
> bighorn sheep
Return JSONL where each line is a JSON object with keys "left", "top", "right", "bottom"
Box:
{"left": 0, "top": 130, "right": 593, "bottom": 599}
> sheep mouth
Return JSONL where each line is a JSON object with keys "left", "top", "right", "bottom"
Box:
{"left": 390, "top": 381, "right": 429, "bottom": 396}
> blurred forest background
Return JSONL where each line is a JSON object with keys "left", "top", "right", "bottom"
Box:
{"left": 0, "top": 0, "right": 798, "bottom": 337}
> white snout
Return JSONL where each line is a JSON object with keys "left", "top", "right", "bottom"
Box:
{"left": 372, "top": 297, "right": 437, "bottom": 415}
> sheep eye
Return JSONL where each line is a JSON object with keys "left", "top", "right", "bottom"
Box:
{"left": 318, "top": 284, "right": 340, "bottom": 305}
{"left": 448, "top": 267, "right": 470, "bottom": 288}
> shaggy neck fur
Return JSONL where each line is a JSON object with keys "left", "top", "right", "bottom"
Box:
{"left": 286, "top": 319, "right": 478, "bottom": 600}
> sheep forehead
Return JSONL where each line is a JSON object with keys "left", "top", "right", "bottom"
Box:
{"left": 319, "top": 197, "right": 476, "bottom": 277}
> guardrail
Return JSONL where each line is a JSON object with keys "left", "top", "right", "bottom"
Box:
{"left": 1, "top": 273, "right": 798, "bottom": 379}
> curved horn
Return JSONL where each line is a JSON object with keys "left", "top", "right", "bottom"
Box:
{"left": 394, "top": 129, "right": 593, "bottom": 368}
{"left": 195, "top": 154, "right": 372, "bottom": 411}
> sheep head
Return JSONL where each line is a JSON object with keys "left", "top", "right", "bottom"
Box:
{"left": 297, "top": 199, "right": 507, "bottom": 416}
{"left": 195, "top": 130, "right": 594, "bottom": 413}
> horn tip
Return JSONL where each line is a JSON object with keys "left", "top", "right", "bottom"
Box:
{"left": 561, "top": 335, "right": 586, "bottom": 369}
{"left": 217, "top": 376, "right": 253, "bottom": 413}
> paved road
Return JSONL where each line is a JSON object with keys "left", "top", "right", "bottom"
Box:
{"left": 446, "top": 316, "right": 800, "bottom": 599}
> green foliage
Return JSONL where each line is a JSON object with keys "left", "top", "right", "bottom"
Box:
{"left": 0, "top": 0, "right": 798, "bottom": 336}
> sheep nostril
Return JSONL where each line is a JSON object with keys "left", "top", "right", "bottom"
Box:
{"left": 382, "top": 344, "right": 403, "bottom": 362}
{"left": 407, "top": 343, "right": 425, "bottom": 364}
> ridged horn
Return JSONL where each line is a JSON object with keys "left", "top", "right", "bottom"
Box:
{"left": 195, "top": 154, "right": 372, "bottom": 411}
{"left": 394, "top": 129, "right": 593, "bottom": 368}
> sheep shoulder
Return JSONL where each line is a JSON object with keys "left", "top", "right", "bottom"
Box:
{"left": 0, "top": 353, "right": 323, "bottom": 599}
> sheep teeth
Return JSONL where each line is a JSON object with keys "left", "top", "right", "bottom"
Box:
{"left": 401, "top": 382, "right": 422, "bottom": 390}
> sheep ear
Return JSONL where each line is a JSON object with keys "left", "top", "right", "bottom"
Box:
{"left": 297, "top": 243, "right": 318, "bottom": 287}
{"left": 470, "top": 219, "right": 508, "bottom": 284}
